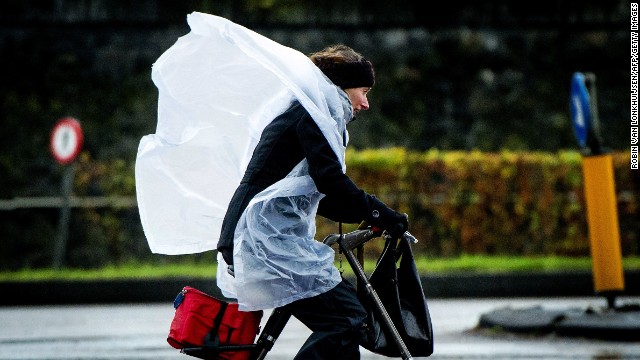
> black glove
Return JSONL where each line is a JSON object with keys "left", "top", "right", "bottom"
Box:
{"left": 366, "top": 196, "right": 409, "bottom": 238}
{"left": 387, "top": 216, "right": 409, "bottom": 239}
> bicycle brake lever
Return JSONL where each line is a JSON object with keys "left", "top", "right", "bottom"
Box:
{"left": 383, "top": 229, "right": 418, "bottom": 243}
{"left": 403, "top": 231, "right": 419, "bottom": 244}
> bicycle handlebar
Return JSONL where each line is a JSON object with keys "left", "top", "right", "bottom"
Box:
{"left": 322, "top": 227, "right": 417, "bottom": 251}
{"left": 322, "top": 229, "right": 376, "bottom": 250}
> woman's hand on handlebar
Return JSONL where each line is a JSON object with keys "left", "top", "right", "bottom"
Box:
{"left": 367, "top": 196, "right": 408, "bottom": 237}
{"left": 386, "top": 214, "right": 409, "bottom": 239}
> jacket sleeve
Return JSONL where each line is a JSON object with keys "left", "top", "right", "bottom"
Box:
{"left": 297, "top": 115, "right": 406, "bottom": 231}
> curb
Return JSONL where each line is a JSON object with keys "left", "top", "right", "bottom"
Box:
{"left": 1, "top": 271, "right": 639, "bottom": 306}
{"left": 477, "top": 303, "right": 640, "bottom": 342}
{"left": 422, "top": 270, "right": 640, "bottom": 298}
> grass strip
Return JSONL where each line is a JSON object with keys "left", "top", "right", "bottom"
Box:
{"left": 1, "top": 256, "right": 639, "bottom": 282}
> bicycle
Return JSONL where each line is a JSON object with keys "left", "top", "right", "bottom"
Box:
{"left": 180, "top": 225, "right": 423, "bottom": 360}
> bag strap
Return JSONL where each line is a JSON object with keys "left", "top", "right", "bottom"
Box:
{"left": 397, "top": 235, "right": 415, "bottom": 266}
{"left": 203, "top": 301, "right": 229, "bottom": 349}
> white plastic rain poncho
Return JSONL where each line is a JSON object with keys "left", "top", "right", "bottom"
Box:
{"left": 135, "top": 12, "right": 349, "bottom": 310}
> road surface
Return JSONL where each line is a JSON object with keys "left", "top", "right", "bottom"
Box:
{"left": 0, "top": 297, "right": 638, "bottom": 359}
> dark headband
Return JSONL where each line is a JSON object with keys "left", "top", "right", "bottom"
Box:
{"left": 317, "top": 60, "right": 375, "bottom": 89}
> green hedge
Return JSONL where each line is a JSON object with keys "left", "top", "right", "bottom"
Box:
{"left": 316, "top": 148, "right": 639, "bottom": 258}
{"left": 1, "top": 150, "right": 637, "bottom": 270}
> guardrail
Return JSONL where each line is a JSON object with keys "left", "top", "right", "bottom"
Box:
{"left": 0, "top": 196, "right": 137, "bottom": 210}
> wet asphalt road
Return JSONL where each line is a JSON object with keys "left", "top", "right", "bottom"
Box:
{"left": 1, "top": 297, "right": 639, "bottom": 360}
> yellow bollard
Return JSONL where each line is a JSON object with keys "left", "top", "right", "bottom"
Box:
{"left": 581, "top": 154, "right": 624, "bottom": 306}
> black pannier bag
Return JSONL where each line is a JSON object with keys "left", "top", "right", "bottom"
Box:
{"left": 358, "top": 235, "right": 434, "bottom": 357}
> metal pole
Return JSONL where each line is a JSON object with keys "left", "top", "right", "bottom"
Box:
{"left": 581, "top": 73, "right": 625, "bottom": 308}
{"left": 52, "top": 164, "right": 75, "bottom": 269}
{"left": 582, "top": 155, "right": 625, "bottom": 308}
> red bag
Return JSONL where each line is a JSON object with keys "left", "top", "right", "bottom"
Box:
{"left": 167, "top": 286, "right": 263, "bottom": 360}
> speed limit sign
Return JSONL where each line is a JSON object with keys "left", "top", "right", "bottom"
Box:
{"left": 50, "top": 117, "right": 84, "bottom": 165}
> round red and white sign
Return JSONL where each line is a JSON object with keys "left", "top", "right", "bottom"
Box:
{"left": 50, "top": 117, "right": 84, "bottom": 165}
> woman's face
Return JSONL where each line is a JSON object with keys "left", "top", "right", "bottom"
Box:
{"left": 344, "top": 87, "right": 371, "bottom": 116}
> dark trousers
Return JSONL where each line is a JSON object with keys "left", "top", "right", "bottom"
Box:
{"left": 283, "top": 278, "right": 367, "bottom": 360}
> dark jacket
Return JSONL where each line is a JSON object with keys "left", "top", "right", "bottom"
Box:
{"left": 217, "top": 101, "right": 403, "bottom": 264}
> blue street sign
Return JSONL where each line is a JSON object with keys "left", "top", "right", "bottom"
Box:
{"left": 569, "top": 72, "right": 591, "bottom": 149}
